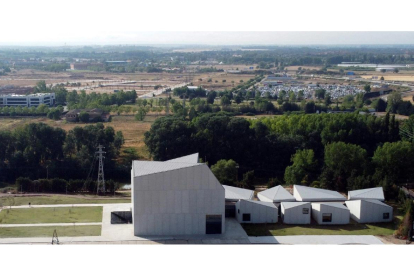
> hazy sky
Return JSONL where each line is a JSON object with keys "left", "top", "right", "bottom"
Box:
{"left": 1, "top": 1, "right": 413, "bottom": 46}
{"left": 2, "top": 32, "right": 414, "bottom": 46}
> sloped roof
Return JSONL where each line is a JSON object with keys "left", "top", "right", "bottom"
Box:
{"left": 281, "top": 201, "right": 310, "bottom": 210}
{"left": 241, "top": 199, "right": 278, "bottom": 209}
{"left": 346, "top": 199, "right": 391, "bottom": 208}
{"left": 223, "top": 185, "right": 254, "bottom": 201}
{"left": 312, "top": 202, "right": 349, "bottom": 211}
{"left": 348, "top": 187, "right": 385, "bottom": 201}
{"left": 294, "top": 185, "right": 346, "bottom": 201}
{"left": 166, "top": 153, "right": 199, "bottom": 164}
{"left": 132, "top": 160, "right": 201, "bottom": 177}
{"left": 258, "top": 185, "right": 296, "bottom": 202}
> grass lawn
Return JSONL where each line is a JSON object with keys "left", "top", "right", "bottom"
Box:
{"left": 0, "top": 194, "right": 130, "bottom": 206}
{"left": 0, "top": 225, "right": 101, "bottom": 238}
{"left": 0, "top": 206, "right": 103, "bottom": 224}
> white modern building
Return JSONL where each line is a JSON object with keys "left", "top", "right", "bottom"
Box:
{"left": 293, "top": 185, "right": 346, "bottom": 202}
{"left": 235, "top": 200, "right": 278, "bottom": 224}
{"left": 345, "top": 199, "right": 393, "bottom": 223}
{"left": 257, "top": 185, "right": 296, "bottom": 203}
{"left": 223, "top": 185, "right": 254, "bottom": 202}
{"left": 0, "top": 93, "right": 55, "bottom": 107}
{"left": 348, "top": 187, "right": 385, "bottom": 201}
{"left": 311, "top": 202, "right": 350, "bottom": 225}
{"left": 131, "top": 153, "right": 225, "bottom": 236}
{"left": 281, "top": 202, "right": 311, "bottom": 224}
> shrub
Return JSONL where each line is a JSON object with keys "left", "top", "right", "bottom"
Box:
{"left": 16, "top": 177, "right": 33, "bottom": 192}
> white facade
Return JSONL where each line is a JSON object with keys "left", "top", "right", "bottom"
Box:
{"left": 281, "top": 202, "right": 311, "bottom": 224}
{"left": 258, "top": 185, "right": 296, "bottom": 202}
{"left": 348, "top": 187, "right": 385, "bottom": 201}
{"left": 311, "top": 203, "right": 350, "bottom": 225}
{"left": 223, "top": 185, "right": 254, "bottom": 202}
{"left": 345, "top": 199, "right": 393, "bottom": 223}
{"left": 293, "top": 185, "right": 346, "bottom": 202}
{"left": 235, "top": 200, "right": 278, "bottom": 224}
{"left": 132, "top": 154, "right": 225, "bottom": 236}
{"left": 0, "top": 93, "right": 55, "bottom": 107}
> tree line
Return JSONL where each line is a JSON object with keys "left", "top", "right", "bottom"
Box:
{"left": 144, "top": 112, "right": 409, "bottom": 199}
{"left": 0, "top": 123, "right": 128, "bottom": 185}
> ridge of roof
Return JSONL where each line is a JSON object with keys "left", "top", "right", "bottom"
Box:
{"left": 132, "top": 160, "right": 202, "bottom": 177}
{"left": 223, "top": 185, "right": 254, "bottom": 200}
{"left": 258, "top": 185, "right": 296, "bottom": 201}
{"left": 282, "top": 201, "right": 310, "bottom": 210}
{"left": 240, "top": 199, "right": 278, "bottom": 208}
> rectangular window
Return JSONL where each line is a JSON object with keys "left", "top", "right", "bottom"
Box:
{"left": 242, "top": 213, "right": 251, "bottom": 222}
{"left": 302, "top": 208, "right": 309, "bottom": 214}
{"left": 206, "top": 215, "right": 222, "bottom": 234}
{"left": 322, "top": 213, "right": 332, "bottom": 222}
{"left": 383, "top": 213, "right": 390, "bottom": 219}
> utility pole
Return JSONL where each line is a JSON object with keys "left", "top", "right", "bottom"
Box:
{"left": 96, "top": 145, "right": 106, "bottom": 195}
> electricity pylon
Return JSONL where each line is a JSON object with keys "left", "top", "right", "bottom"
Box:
{"left": 96, "top": 145, "right": 106, "bottom": 194}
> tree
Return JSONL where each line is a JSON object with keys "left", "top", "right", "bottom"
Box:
{"left": 372, "top": 141, "right": 414, "bottom": 185}
{"left": 324, "top": 93, "right": 332, "bottom": 106}
{"left": 386, "top": 91, "right": 402, "bottom": 113}
{"left": 78, "top": 111, "right": 90, "bottom": 123}
{"left": 284, "top": 149, "right": 317, "bottom": 185}
{"left": 380, "top": 76, "right": 384, "bottom": 81}
{"left": 188, "top": 107, "right": 196, "bottom": 121}
{"left": 372, "top": 98, "right": 387, "bottom": 112}
{"left": 315, "top": 89, "right": 326, "bottom": 99}
{"left": 211, "top": 159, "right": 239, "bottom": 185}
{"left": 321, "top": 142, "right": 367, "bottom": 192}
{"left": 221, "top": 96, "right": 231, "bottom": 106}
{"left": 364, "top": 84, "right": 371, "bottom": 93}
{"left": 207, "top": 91, "right": 217, "bottom": 104}
{"left": 239, "top": 170, "right": 254, "bottom": 189}
{"left": 135, "top": 107, "right": 147, "bottom": 121}
{"left": 394, "top": 68, "right": 399, "bottom": 73}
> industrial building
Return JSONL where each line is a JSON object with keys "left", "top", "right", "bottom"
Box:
{"left": 348, "top": 187, "right": 385, "bottom": 201}
{"left": 0, "top": 93, "right": 55, "bottom": 107}
{"left": 345, "top": 199, "right": 393, "bottom": 223}
{"left": 311, "top": 203, "right": 350, "bottom": 225}
{"left": 235, "top": 200, "right": 278, "bottom": 224}
{"left": 65, "top": 108, "right": 111, "bottom": 122}
{"left": 131, "top": 154, "right": 225, "bottom": 236}
{"left": 281, "top": 202, "right": 311, "bottom": 224}
{"left": 293, "top": 185, "right": 346, "bottom": 202}
{"left": 257, "top": 185, "right": 296, "bottom": 203}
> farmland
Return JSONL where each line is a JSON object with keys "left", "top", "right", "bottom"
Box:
{"left": 0, "top": 194, "right": 130, "bottom": 206}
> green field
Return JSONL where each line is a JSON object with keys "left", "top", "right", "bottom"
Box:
{"left": 242, "top": 217, "right": 402, "bottom": 236}
{"left": 0, "top": 195, "right": 130, "bottom": 206}
{"left": 0, "top": 225, "right": 101, "bottom": 238}
{"left": 0, "top": 206, "right": 103, "bottom": 224}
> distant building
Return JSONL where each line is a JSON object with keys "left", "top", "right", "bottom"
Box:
{"left": 70, "top": 63, "right": 104, "bottom": 70}
{"left": 348, "top": 187, "right": 385, "bottom": 201}
{"left": 281, "top": 202, "right": 311, "bottom": 224}
{"left": 65, "top": 108, "right": 111, "bottom": 122}
{"left": 257, "top": 185, "right": 296, "bottom": 203}
{"left": 187, "top": 86, "right": 199, "bottom": 90}
{"left": 345, "top": 199, "right": 393, "bottom": 223}
{"left": 0, "top": 93, "right": 55, "bottom": 107}
{"left": 293, "top": 185, "right": 346, "bottom": 202}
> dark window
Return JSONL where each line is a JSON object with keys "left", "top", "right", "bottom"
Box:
{"left": 206, "top": 215, "right": 222, "bottom": 234}
{"left": 242, "top": 213, "right": 251, "bottom": 222}
{"left": 238, "top": 209, "right": 240, "bottom": 214}
{"left": 302, "top": 208, "right": 309, "bottom": 214}
{"left": 383, "top": 213, "right": 390, "bottom": 219}
{"left": 322, "top": 213, "right": 332, "bottom": 222}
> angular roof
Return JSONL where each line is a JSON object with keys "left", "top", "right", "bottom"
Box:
{"left": 132, "top": 160, "right": 201, "bottom": 177}
{"left": 165, "top": 153, "right": 199, "bottom": 164}
{"left": 312, "top": 202, "right": 349, "bottom": 211}
{"left": 281, "top": 201, "right": 310, "bottom": 210}
{"left": 348, "top": 187, "right": 385, "bottom": 201}
{"left": 223, "top": 185, "right": 254, "bottom": 201}
{"left": 294, "top": 185, "right": 346, "bottom": 202}
{"left": 346, "top": 199, "right": 391, "bottom": 208}
{"left": 258, "top": 185, "right": 296, "bottom": 202}
{"left": 240, "top": 199, "right": 278, "bottom": 209}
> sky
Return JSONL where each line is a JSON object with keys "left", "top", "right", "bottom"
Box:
{"left": 1, "top": 1, "right": 413, "bottom": 46}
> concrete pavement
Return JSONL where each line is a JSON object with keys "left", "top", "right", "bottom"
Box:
{"left": 248, "top": 235, "right": 384, "bottom": 245}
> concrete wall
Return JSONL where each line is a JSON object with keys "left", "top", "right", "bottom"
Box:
{"left": 346, "top": 200, "right": 393, "bottom": 223}
{"left": 281, "top": 203, "right": 311, "bottom": 224}
{"left": 311, "top": 203, "right": 350, "bottom": 225}
{"left": 132, "top": 164, "right": 225, "bottom": 236}
{"left": 235, "top": 200, "right": 278, "bottom": 224}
